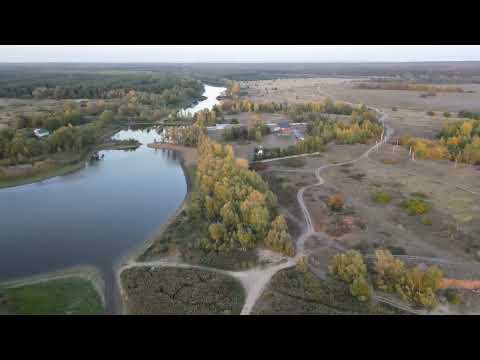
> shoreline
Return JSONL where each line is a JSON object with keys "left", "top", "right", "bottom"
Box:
{"left": 0, "top": 126, "right": 124, "bottom": 190}
{"left": 113, "top": 142, "right": 197, "bottom": 314}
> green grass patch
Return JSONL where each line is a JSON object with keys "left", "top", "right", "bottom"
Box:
{"left": 371, "top": 191, "right": 392, "bottom": 204}
{"left": 400, "top": 198, "right": 431, "bottom": 216}
{"left": 0, "top": 161, "right": 84, "bottom": 189}
{"left": 0, "top": 277, "right": 104, "bottom": 315}
{"left": 121, "top": 267, "right": 245, "bottom": 315}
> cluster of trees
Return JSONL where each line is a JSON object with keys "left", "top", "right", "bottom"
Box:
{"left": 194, "top": 108, "right": 221, "bottom": 127}
{"left": 458, "top": 110, "right": 480, "bottom": 120}
{"left": 0, "top": 103, "right": 119, "bottom": 163}
{"left": 0, "top": 122, "right": 98, "bottom": 163}
{"left": 307, "top": 107, "right": 383, "bottom": 145}
{"left": 437, "top": 119, "right": 480, "bottom": 164}
{"left": 329, "top": 250, "right": 370, "bottom": 302}
{"left": 399, "top": 136, "right": 449, "bottom": 161}
{"left": 162, "top": 124, "right": 205, "bottom": 147}
{"left": 354, "top": 82, "right": 464, "bottom": 93}
{"left": 373, "top": 249, "right": 443, "bottom": 309}
{"left": 219, "top": 98, "right": 355, "bottom": 116}
{"left": 187, "top": 135, "right": 294, "bottom": 255}
{"left": 223, "top": 114, "right": 270, "bottom": 142}
{"left": 329, "top": 249, "right": 444, "bottom": 309}
{"left": 16, "top": 108, "right": 87, "bottom": 133}
{"left": 400, "top": 118, "right": 480, "bottom": 164}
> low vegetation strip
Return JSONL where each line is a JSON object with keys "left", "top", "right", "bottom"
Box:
{"left": 120, "top": 267, "right": 245, "bottom": 315}
{"left": 0, "top": 277, "right": 104, "bottom": 315}
{"left": 354, "top": 82, "right": 465, "bottom": 93}
{"left": 252, "top": 266, "right": 403, "bottom": 315}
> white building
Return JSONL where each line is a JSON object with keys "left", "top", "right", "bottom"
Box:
{"left": 34, "top": 128, "right": 50, "bottom": 138}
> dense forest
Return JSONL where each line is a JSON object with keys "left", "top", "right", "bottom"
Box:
{"left": 188, "top": 135, "right": 294, "bottom": 255}
{"left": 0, "top": 75, "right": 205, "bottom": 165}
{"left": 0, "top": 69, "right": 204, "bottom": 103}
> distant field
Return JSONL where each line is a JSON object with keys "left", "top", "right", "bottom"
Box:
{"left": 241, "top": 77, "right": 480, "bottom": 112}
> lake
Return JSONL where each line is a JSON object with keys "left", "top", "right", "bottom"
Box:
{"left": 0, "top": 84, "right": 225, "bottom": 312}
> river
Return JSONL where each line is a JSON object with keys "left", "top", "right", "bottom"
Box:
{"left": 0, "top": 84, "right": 226, "bottom": 312}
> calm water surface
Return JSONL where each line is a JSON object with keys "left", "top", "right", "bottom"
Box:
{"left": 0, "top": 84, "right": 224, "bottom": 311}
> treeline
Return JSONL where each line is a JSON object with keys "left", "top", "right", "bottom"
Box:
{"left": 187, "top": 135, "right": 294, "bottom": 255}
{"left": 219, "top": 98, "right": 355, "bottom": 116}
{"left": 438, "top": 119, "right": 480, "bottom": 164}
{"left": 400, "top": 118, "right": 480, "bottom": 164}
{"left": 330, "top": 249, "right": 444, "bottom": 309}
{"left": 354, "top": 82, "right": 465, "bottom": 93}
{"left": 0, "top": 71, "right": 204, "bottom": 101}
{"left": 458, "top": 110, "right": 480, "bottom": 120}
{"left": 307, "top": 107, "right": 383, "bottom": 145}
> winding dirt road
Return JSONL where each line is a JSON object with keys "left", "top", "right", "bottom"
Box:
{"left": 116, "top": 105, "right": 398, "bottom": 315}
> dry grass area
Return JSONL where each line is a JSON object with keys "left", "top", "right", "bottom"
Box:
{"left": 121, "top": 266, "right": 245, "bottom": 315}
{"left": 385, "top": 108, "right": 466, "bottom": 139}
{"left": 0, "top": 98, "right": 73, "bottom": 128}
{"left": 317, "top": 144, "right": 480, "bottom": 262}
{"left": 240, "top": 77, "right": 480, "bottom": 112}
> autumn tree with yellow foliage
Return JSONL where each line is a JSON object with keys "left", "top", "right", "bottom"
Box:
{"left": 192, "top": 135, "right": 294, "bottom": 255}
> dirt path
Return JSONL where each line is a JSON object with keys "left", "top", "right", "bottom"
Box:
{"left": 116, "top": 105, "right": 396, "bottom": 315}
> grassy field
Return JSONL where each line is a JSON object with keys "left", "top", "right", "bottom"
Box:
{"left": 121, "top": 267, "right": 245, "bottom": 315}
{"left": 241, "top": 77, "right": 480, "bottom": 112}
{"left": 0, "top": 160, "right": 85, "bottom": 189}
{"left": 0, "top": 277, "right": 104, "bottom": 315}
{"left": 252, "top": 266, "right": 404, "bottom": 315}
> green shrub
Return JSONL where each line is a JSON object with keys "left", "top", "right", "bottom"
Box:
{"left": 444, "top": 289, "right": 462, "bottom": 305}
{"left": 372, "top": 191, "right": 392, "bottom": 204}
{"left": 327, "top": 194, "right": 345, "bottom": 212}
{"left": 443, "top": 112, "right": 451, "bottom": 118}
{"left": 373, "top": 249, "right": 406, "bottom": 292}
{"left": 350, "top": 275, "right": 371, "bottom": 302}
{"left": 396, "top": 266, "right": 443, "bottom": 310}
{"left": 400, "top": 198, "right": 431, "bottom": 215}
{"left": 329, "top": 250, "right": 367, "bottom": 284}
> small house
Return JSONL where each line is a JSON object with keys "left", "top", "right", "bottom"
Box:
{"left": 33, "top": 128, "right": 50, "bottom": 139}
{"left": 276, "top": 121, "right": 292, "bottom": 135}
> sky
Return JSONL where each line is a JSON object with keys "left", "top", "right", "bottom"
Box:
{"left": 1, "top": 45, "right": 480, "bottom": 63}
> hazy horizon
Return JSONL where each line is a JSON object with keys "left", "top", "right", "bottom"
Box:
{"left": 1, "top": 45, "right": 480, "bottom": 63}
